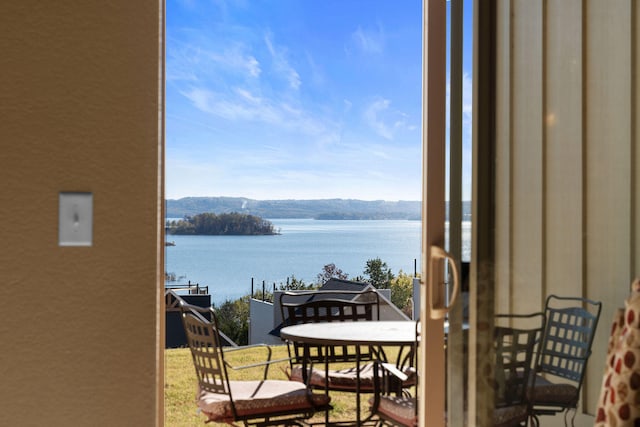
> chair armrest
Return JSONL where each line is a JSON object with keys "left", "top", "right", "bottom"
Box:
{"left": 224, "top": 357, "right": 293, "bottom": 370}
{"left": 379, "top": 362, "right": 410, "bottom": 382}
{"left": 372, "top": 359, "right": 413, "bottom": 398}
{"left": 371, "top": 359, "right": 414, "bottom": 415}
{"left": 223, "top": 344, "right": 292, "bottom": 379}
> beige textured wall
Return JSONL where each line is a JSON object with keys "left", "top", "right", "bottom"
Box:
{"left": 494, "top": 0, "right": 639, "bottom": 415}
{"left": 0, "top": 2, "right": 163, "bottom": 425}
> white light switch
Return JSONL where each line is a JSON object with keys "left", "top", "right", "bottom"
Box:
{"left": 59, "top": 192, "right": 93, "bottom": 246}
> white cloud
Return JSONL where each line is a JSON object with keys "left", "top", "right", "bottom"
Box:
{"left": 243, "top": 55, "right": 261, "bottom": 77}
{"left": 306, "top": 52, "right": 327, "bottom": 88}
{"left": 166, "top": 69, "right": 199, "bottom": 82}
{"left": 363, "top": 98, "right": 393, "bottom": 140}
{"left": 207, "top": 47, "right": 262, "bottom": 78}
{"left": 235, "top": 88, "right": 261, "bottom": 105}
{"left": 264, "top": 32, "right": 301, "bottom": 90}
{"left": 181, "top": 87, "right": 277, "bottom": 122}
{"left": 167, "top": 40, "right": 261, "bottom": 81}
{"left": 180, "top": 85, "right": 338, "bottom": 142}
{"left": 166, "top": 2, "right": 424, "bottom": 201}
{"left": 165, "top": 125, "right": 422, "bottom": 201}
{"left": 362, "top": 97, "right": 417, "bottom": 141}
{"left": 350, "top": 25, "right": 384, "bottom": 54}
{"left": 181, "top": 88, "right": 213, "bottom": 112}
{"left": 371, "top": 149, "right": 392, "bottom": 160}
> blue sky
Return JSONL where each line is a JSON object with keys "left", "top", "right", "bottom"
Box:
{"left": 166, "top": 0, "right": 472, "bottom": 201}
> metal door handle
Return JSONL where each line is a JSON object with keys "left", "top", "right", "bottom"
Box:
{"left": 428, "top": 245, "right": 460, "bottom": 319}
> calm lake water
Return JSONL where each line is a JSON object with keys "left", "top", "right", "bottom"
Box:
{"left": 165, "top": 219, "right": 471, "bottom": 305}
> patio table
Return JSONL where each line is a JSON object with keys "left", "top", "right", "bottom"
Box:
{"left": 280, "top": 320, "right": 418, "bottom": 347}
{"left": 280, "top": 320, "right": 419, "bottom": 425}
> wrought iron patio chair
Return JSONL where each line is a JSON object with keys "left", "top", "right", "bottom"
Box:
{"left": 369, "top": 320, "right": 420, "bottom": 427}
{"left": 530, "top": 295, "right": 602, "bottom": 427}
{"left": 493, "top": 312, "right": 545, "bottom": 427}
{"left": 279, "top": 290, "right": 415, "bottom": 390}
{"left": 279, "top": 289, "right": 416, "bottom": 424}
{"left": 179, "top": 301, "right": 331, "bottom": 426}
{"left": 369, "top": 313, "right": 543, "bottom": 427}
{"left": 280, "top": 290, "right": 377, "bottom": 390}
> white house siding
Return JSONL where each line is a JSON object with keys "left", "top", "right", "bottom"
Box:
{"left": 249, "top": 298, "right": 283, "bottom": 346}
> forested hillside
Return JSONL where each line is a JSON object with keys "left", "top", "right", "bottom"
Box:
{"left": 166, "top": 197, "right": 471, "bottom": 221}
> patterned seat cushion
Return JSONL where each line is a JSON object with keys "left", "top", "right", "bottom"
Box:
{"left": 289, "top": 363, "right": 416, "bottom": 391}
{"left": 493, "top": 404, "right": 528, "bottom": 427}
{"left": 368, "top": 395, "right": 417, "bottom": 427}
{"left": 367, "top": 396, "right": 527, "bottom": 427}
{"left": 197, "top": 379, "right": 330, "bottom": 423}
{"left": 530, "top": 374, "right": 579, "bottom": 405}
{"left": 289, "top": 362, "right": 375, "bottom": 390}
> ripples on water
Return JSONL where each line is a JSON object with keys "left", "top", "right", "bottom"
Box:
{"left": 165, "top": 219, "right": 471, "bottom": 305}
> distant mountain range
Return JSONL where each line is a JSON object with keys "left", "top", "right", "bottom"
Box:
{"left": 166, "top": 197, "right": 472, "bottom": 221}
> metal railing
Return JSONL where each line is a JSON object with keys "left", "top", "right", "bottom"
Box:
{"left": 165, "top": 280, "right": 209, "bottom": 295}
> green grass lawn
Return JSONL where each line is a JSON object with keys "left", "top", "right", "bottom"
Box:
{"left": 164, "top": 345, "right": 374, "bottom": 426}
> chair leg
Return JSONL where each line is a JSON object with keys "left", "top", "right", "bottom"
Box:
{"left": 528, "top": 414, "right": 539, "bottom": 427}
{"left": 564, "top": 407, "right": 577, "bottom": 427}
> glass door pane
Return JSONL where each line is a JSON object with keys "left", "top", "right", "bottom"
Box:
{"left": 468, "top": 2, "right": 639, "bottom": 425}
{"left": 444, "top": 0, "right": 470, "bottom": 426}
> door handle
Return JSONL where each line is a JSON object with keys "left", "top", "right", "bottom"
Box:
{"left": 428, "top": 245, "right": 460, "bottom": 319}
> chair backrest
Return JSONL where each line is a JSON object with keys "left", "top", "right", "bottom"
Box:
{"left": 494, "top": 313, "right": 545, "bottom": 409}
{"left": 280, "top": 289, "right": 380, "bottom": 326}
{"left": 370, "top": 320, "right": 420, "bottom": 427}
{"left": 179, "top": 301, "right": 231, "bottom": 396}
{"left": 279, "top": 289, "right": 380, "bottom": 364}
{"left": 537, "top": 295, "right": 602, "bottom": 385}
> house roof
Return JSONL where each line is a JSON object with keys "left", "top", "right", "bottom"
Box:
{"left": 319, "top": 278, "right": 372, "bottom": 292}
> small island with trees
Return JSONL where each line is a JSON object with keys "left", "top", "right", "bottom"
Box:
{"left": 166, "top": 212, "right": 279, "bottom": 235}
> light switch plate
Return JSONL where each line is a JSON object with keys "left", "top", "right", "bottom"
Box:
{"left": 59, "top": 192, "right": 93, "bottom": 246}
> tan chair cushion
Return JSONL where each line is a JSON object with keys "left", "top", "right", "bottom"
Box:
{"left": 289, "top": 363, "right": 376, "bottom": 390}
{"left": 289, "top": 363, "right": 417, "bottom": 391}
{"left": 197, "top": 379, "right": 330, "bottom": 423}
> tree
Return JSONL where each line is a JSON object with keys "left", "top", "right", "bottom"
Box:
{"left": 167, "top": 212, "right": 277, "bottom": 235}
{"left": 363, "top": 258, "right": 394, "bottom": 289}
{"left": 214, "top": 296, "right": 249, "bottom": 345}
{"left": 389, "top": 270, "right": 415, "bottom": 317}
{"left": 278, "top": 275, "right": 316, "bottom": 291}
{"left": 316, "top": 263, "right": 348, "bottom": 285}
